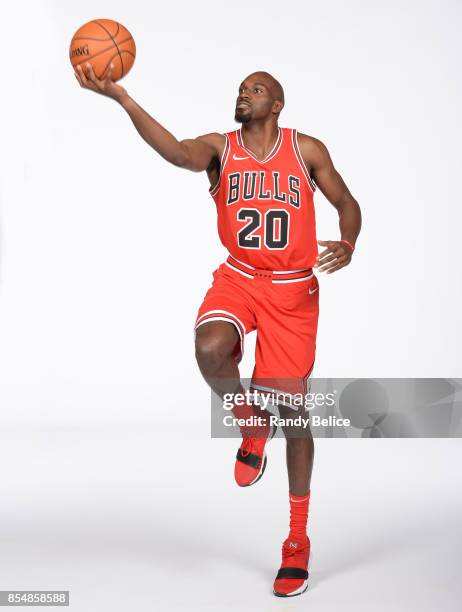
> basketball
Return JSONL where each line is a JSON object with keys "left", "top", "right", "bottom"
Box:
{"left": 69, "top": 19, "right": 136, "bottom": 82}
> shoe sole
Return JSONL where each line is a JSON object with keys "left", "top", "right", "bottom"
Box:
{"left": 273, "top": 578, "right": 309, "bottom": 597}
{"left": 240, "top": 423, "right": 277, "bottom": 487}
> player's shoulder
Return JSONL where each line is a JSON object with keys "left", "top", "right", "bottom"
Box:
{"left": 295, "top": 131, "right": 331, "bottom": 162}
{"left": 296, "top": 132, "right": 328, "bottom": 152}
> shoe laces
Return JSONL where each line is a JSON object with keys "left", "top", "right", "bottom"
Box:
{"left": 282, "top": 539, "right": 310, "bottom": 562}
{"left": 240, "top": 436, "right": 254, "bottom": 457}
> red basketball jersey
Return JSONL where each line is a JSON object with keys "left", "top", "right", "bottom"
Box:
{"left": 209, "top": 127, "right": 318, "bottom": 270}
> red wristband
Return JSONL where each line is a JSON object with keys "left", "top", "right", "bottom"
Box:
{"left": 340, "top": 239, "right": 355, "bottom": 251}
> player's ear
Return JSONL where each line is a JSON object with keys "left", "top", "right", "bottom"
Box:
{"left": 272, "top": 100, "right": 284, "bottom": 115}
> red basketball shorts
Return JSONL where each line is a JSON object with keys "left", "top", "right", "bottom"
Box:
{"left": 194, "top": 255, "right": 320, "bottom": 407}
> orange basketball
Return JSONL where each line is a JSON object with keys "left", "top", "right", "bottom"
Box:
{"left": 69, "top": 19, "right": 136, "bottom": 82}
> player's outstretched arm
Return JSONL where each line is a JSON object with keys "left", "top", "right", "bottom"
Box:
{"left": 74, "top": 62, "right": 224, "bottom": 172}
{"left": 298, "top": 134, "right": 362, "bottom": 273}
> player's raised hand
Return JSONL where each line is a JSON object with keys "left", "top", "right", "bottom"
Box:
{"left": 74, "top": 63, "right": 128, "bottom": 103}
{"left": 314, "top": 240, "right": 354, "bottom": 273}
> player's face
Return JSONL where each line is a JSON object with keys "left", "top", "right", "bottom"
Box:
{"left": 235, "top": 78, "right": 275, "bottom": 123}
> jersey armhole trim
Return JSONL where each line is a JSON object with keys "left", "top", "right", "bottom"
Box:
{"left": 209, "top": 133, "right": 230, "bottom": 196}
{"left": 292, "top": 129, "right": 317, "bottom": 194}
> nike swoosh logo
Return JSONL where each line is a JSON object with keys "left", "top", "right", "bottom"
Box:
{"left": 233, "top": 154, "right": 249, "bottom": 160}
{"left": 309, "top": 286, "right": 318, "bottom": 295}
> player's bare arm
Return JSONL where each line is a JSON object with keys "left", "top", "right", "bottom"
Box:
{"left": 298, "top": 134, "right": 362, "bottom": 274}
{"left": 74, "top": 62, "right": 225, "bottom": 175}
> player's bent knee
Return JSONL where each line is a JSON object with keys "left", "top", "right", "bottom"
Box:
{"left": 195, "top": 324, "right": 238, "bottom": 373}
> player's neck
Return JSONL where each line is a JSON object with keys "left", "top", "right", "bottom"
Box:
{"left": 240, "top": 121, "right": 280, "bottom": 161}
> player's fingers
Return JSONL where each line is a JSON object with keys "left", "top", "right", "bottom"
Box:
{"left": 85, "top": 63, "right": 100, "bottom": 85}
{"left": 317, "top": 253, "right": 337, "bottom": 267}
{"left": 75, "top": 64, "right": 84, "bottom": 80}
{"left": 105, "top": 63, "right": 115, "bottom": 81}
{"left": 327, "top": 262, "right": 346, "bottom": 274}
{"left": 316, "top": 247, "right": 333, "bottom": 260}
{"left": 318, "top": 261, "right": 338, "bottom": 273}
{"left": 318, "top": 249, "right": 338, "bottom": 261}
{"left": 319, "top": 254, "right": 349, "bottom": 272}
{"left": 316, "top": 250, "right": 337, "bottom": 266}
{"left": 321, "top": 260, "right": 342, "bottom": 273}
{"left": 75, "top": 64, "right": 91, "bottom": 88}
{"left": 316, "top": 241, "right": 350, "bottom": 262}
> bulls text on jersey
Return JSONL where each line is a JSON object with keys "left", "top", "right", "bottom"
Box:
{"left": 226, "top": 171, "right": 301, "bottom": 208}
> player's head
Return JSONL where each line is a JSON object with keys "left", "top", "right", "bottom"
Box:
{"left": 235, "top": 71, "right": 285, "bottom": 124}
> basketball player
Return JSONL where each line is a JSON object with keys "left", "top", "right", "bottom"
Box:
{"left": 74, "top": 63, "right": 362, "bottom": 597}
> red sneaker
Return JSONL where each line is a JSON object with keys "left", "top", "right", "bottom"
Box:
{"left": 234, "top": 423, "right": 276, "bottom": 487}
{"left": 273, "top": 535, "right": 310, "bottom": 597}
